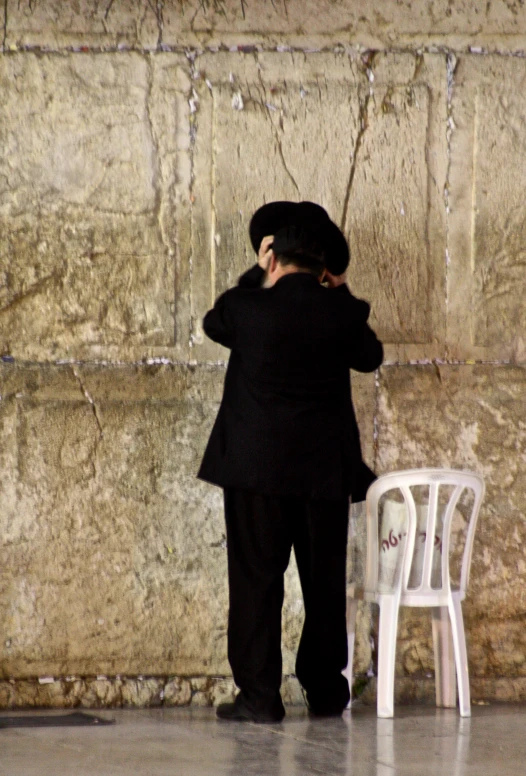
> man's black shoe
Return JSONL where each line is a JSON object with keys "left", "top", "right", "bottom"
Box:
{"left": 216, "top": 694, "right": 285, "bottom": 724}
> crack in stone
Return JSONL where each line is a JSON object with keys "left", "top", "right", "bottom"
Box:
{"left": 104, "top": 0, "right": 115, "bottom": 21}
{"left": 156, "top": 0, "right": 164, "bottom": 49}
{"left": 256, "top": 71, "right": 300, "bottom": 196}
{"left": 71, "top": 367, "right": 104, "bottom": 441}
{"left": 340, "top": 54, "right": 377, "bottom": 234}
{"left": 2, "top": 0, "right": 7, "bottom": 53}
{"left": 0, "top": 273, "right": 60, "bottom": 317}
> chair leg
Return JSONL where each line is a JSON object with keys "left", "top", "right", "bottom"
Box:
{"left": 377, "top": 594, "right": 400, "bottom": 718}
{"left": 448, "top": 595, "right": 471, "bottom": 717}
{"left": 343, "top": 598, "right": 358, "bottom": 708}
{"left": 432, "top": 606, "right": 457, "bottom": 708}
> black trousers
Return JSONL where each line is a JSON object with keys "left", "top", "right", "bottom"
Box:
{"left": 223, "top": 488, "right": 351, "bottom": 713}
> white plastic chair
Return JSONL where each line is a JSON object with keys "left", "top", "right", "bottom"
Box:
{"left": 344, "top": 468, "right": 485, "bottom": 718}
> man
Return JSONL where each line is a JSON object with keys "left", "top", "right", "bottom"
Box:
{"left": 198, "top": 204, "right": 383, "bottom": 723}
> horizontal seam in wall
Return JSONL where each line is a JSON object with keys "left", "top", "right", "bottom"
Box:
{"left": 2, "top": 44, "right": 526, "bottom": 57}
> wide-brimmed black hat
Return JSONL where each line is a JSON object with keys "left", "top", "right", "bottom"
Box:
{"left": 249, "top": 201, "right": 349, "bottom": 275}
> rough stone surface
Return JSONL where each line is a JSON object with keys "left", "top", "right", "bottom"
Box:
{"left": 6, "top": 0, "right": 526, "bottom": 53}
{"left": 449, "top": 55, "right": 526, "bottom": 362}
{"left": 190, "top": 51, "right": 446, "bottom": 362}
{"left": 0, "top": 674, "right": 309, "bottom": 709}
{"left": 0, "top": 364, "right": 375, "bottom": 680}
{"left": 1, "top": 1, "right": 526, "bottom": 708}
{"left": 6, "top": 1, "right": 160, "bottom": 50}
{"left": 0, "top": 364, "right": 227, "bottom": 677}
{"left": 377, "top": 365, "right": 526, "bottom": 679}
{"left": 0, "top": 53, "right": 190, "bottom": 362}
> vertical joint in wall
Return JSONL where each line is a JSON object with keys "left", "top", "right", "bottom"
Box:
{"left": 373, "top": 367, "right": 381, "bottom": 474}
{"left": 186, "top": 50, "right": 200, "bottom": 349}
{"left": 444, "top": 52, "right": 457, "bottom": 359}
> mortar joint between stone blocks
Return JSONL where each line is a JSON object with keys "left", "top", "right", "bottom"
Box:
{"left": 4, "top": 41, "right": 526, "bottom": 58}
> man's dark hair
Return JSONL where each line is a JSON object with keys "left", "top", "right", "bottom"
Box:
{"left": 272, "top": 225, "right": 326, "bottom": 278}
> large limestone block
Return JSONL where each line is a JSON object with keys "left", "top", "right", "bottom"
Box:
{"left": 377, "top": 364, "right": 526, "bottom": 678}
{"left": 449, "top": 56, "right": 526, "bottom": 362}
{"left": 190, "top": 52, "right": 446, "bottom": 362}
{"left": 7, "top": 1, "right": 526, "bottom": 53}
{"left": 0, "top": 363, "right": 374, "bottom": 679}
{"left": 6, "top": 0, "right": 160, "bottom": 49}
{"left": 0, "top": 364, "right": 226, "bottom": 677}
{"left": 0, "top": 363, "right": 350, "bottom": 678}
{"left": 160, "top": 0, "right": 526, "bottom": 52}
{"left": 0, "top": 53, "right": 190, "bottom": 361}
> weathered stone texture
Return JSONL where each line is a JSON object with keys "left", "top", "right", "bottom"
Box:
{"left": 449, "top": 56, "right": 526, "bottom": 362}
{"left": 0, "top": 53, "right": 189, "bottom": 361}
{"left": 2, "top": 0, "right": 526, "bottom": 708}
{"left": 7, "top": 0, "right": 526, "bottom": 52}
{"left": 190, "top": 52, "right": 446, "bottom": 362}
{"left": 377, "top": 365, "right": 526, "bottom": 679}
{"left": 0, "top": 363, "right": 375, "bottom": 680}
{"left": 161, "top": 1, "right": 526, "bottom": 51}
{"left": 0, "top": 364, "right": 229, "bottom": 677}
{"left": 0, "top": 674, "right": 308, "bottom": 709}
{"left": 6, "top": 1, "right": 160, "bottom": 50}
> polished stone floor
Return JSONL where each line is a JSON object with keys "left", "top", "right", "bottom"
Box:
{"left": 0, "top": 703, "right": 525, "bottom": 775}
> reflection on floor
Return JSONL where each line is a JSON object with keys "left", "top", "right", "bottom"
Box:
{"left": 0, "top": 703, "right": 525, "bottom": 775}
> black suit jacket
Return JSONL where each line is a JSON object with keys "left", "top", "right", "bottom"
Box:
{"left": 198, "top": 265, "right": 383, "bottom": 501}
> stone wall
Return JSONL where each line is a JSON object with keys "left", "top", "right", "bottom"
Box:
{"left": 0, "top": 0, "right": 525, "bottom": 708}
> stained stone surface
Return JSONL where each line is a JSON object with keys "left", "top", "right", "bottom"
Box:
{"left": 449, "top": 56, "right": 526, "bottom": 363}
{"left": 0, "top": 53, "right": 190, "bottom": 362}
{"left": 7, "top": 0, "right": 526, "bottom": 52}
{"left": 0, "top": 364, "right": 227, "bottom": 677}
{"left": 160, "top": 0, "right": 526, "bottom": 51}
{"left": 377, "top": 364, "right": 526, "bottom": 679}
{"left": 0, "top": 364, "right": 375, "bottom": 681}
{"left": 1, "top": 0, "right": 526, "bottom": 709}
{"left": 5, "top": 0, "right": 160, "bottom": 50}
{"left": 190, "top": 51, "right": 446, "bottom": 362}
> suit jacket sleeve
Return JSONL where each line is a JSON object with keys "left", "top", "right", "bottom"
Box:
{"left": 237, "top": 264, "right": 265, "bottom": 288}
{"left": 334, "top": 285, "right": 384, "bottom": 372}
{"left": 202, "top": 290, "right": 236, "bottom": 349}
{"left": 202, "top": 265, "right": 263, "bottom": 349}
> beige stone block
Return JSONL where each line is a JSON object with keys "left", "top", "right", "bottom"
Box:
{"left": 0, "top": 363, "right": 375, "bottom": 680}
{"left": 0, "top": 363, "right": 330, "bottom": 679}
{"left": 377, "top": 364, "right": 526, "bottom": 677}
{"left": 160, "top": 0, "right": 526, "bottom": 52}
{"left": 449, "top": 56, "right": 526, "bottom": 362}
{"left": 6, "top": 0, "right": 159, "bottom": 49}
{"left": 189, "top": 52, "right": 446, "bottom": 362}
{"left": 0, "top": 53, "right": 190, "bottom": 361}
{"left": 0, "top": 365, "right": 228, "bottom": 677}
{"left": 163, "top": 677, "right": 193, "bottom": 706}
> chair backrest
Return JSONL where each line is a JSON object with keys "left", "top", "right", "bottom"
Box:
{"left": 364, "top": 469, "right": 485, "bottom": 598}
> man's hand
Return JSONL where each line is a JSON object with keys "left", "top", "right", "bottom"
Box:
{"left": 258, "top": 235, "right": 274, "bottom": 270}
{"left": 324, "top": 270, "right": 347, "bottom": 288}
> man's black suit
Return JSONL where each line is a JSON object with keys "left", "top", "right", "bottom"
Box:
{"left": 198, "top": 264, "right": 383, "bottom": 715}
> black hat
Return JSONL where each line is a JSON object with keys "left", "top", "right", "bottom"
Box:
{"left": 272, "top": 224, "right": 324, "bottom": 260}
{"left": 249, "top": 201, "right": 349, "bottom": 275}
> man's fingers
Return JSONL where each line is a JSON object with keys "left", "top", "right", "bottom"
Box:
{"left": 258, "top": 235, "right": 274, "bottom": 258}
